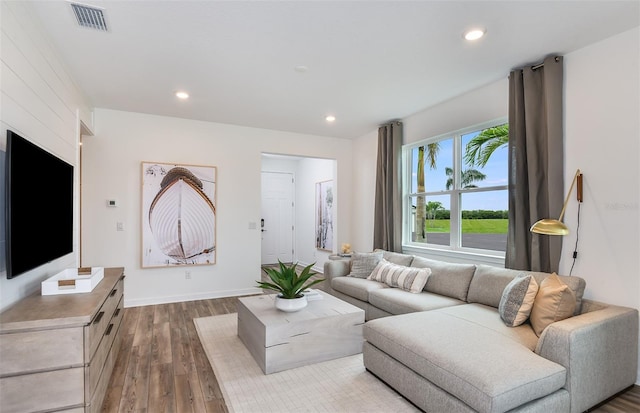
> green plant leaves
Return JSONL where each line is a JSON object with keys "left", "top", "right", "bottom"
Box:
{"left": 256, "top": 261, "right": 325, "bottom": 299}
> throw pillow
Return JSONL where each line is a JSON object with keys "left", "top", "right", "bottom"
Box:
{"left": 529, "top": 273, "right": 577, "bottom": 336}
{"left": 368, "top": 259, "right": 431, "bottom": 293}
{"left": 349, "top": 251, "right": 384, "bottom": 278}
{"left": 498, "top": 274, "right": 539, "bottom": 327}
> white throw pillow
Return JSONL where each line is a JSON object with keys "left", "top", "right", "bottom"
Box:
{"left": 368, "top": 259, "right": 431, "bottom": 293}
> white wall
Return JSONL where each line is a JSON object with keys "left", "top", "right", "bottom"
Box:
{"left": 561, "top": 27, "right": 640, "bottom": 382}
{"left": 82, "top": 109, "right": 351, "bottom": 307}
{"left": 0, "top": 1, "right": 91, "bottom": 311}
{"left": 351, "top": 130, "right": 378, "bottom": 252}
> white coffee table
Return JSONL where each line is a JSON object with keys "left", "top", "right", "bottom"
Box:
{"left": 237, "top": 290, "right": 365, "bottom": 374}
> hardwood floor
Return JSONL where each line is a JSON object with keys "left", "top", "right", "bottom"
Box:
{"left": 101, "top": 297, "right": 238, "bottom": 412}
{"left": 102, "top": 294, "right": 640, "bottom": 413}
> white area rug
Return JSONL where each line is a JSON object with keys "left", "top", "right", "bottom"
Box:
{"left": 194, "top": 313, "right": 418, "bottom": 413}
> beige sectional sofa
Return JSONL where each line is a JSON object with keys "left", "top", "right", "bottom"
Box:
{"left": 324, "top": 250, "right": 638, "bottom": 413}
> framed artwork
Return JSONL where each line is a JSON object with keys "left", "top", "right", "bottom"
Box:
{"left": 141, "top": 162, "right": 217, "bottom": 267}
{"left": 315, "top": 180, "right": 334, "bottom": 251}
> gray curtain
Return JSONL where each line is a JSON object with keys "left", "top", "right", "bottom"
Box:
{"left": 506, "top": 56, "right": 564, "bottom": 273}
{"left": 373, "top": 121, "right": 403, "bottom": 252}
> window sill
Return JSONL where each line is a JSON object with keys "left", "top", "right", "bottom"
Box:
{"left": 402, "top": 244, "right": 505, "bottom": 267}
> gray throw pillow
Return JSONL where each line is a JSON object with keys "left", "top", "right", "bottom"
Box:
{"left": 349, "top": 251, "right": 384, "bottom": 278}
{"left": 498, "top": 274, "right": 539, "bottom": 327}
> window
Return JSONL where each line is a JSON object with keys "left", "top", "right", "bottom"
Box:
{"left": 405, "top": 120, "right": 508, "bottom": 254}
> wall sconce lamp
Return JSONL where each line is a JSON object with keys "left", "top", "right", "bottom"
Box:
{"left": 530, "top": 169, "right": 583, "bottom": 235}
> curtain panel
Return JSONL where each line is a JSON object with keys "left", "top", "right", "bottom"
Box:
{"left": 506, "top": 56, "right": 564, "bottom": 273}
{"left": 373, "top": 121, "right": 403, "bottom": 252}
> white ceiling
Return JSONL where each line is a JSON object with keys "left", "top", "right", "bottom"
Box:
{"left": 30, "top": 1, "right": 640, "bottom": 139}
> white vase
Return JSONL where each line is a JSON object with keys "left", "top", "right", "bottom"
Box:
{"left": 275, "top": 294, "right": 308, "bottom": 312}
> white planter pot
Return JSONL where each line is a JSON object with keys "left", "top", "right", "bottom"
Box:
{"left": 275, "top": 295, "right": 308, "bottom": 312}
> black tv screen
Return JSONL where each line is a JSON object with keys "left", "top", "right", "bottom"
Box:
{"left": 5, "top": 130, "right": 74, "bottom": 279}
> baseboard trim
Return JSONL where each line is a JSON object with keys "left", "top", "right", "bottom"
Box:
{"left": 124, "top": 288, "right": 262, "bottom": 308}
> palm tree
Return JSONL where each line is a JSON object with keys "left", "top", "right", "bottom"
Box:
{"left": 445, "top": 167, "right": 486, "bottom": 190}
{"left": 415, "top": 143, "right": 441, "bottom": 241}
{"left": 464, "top": 124, "right": 509, "bottom": 168}
{"left": 425, "top": 201, "right": 444, "bottom": 228}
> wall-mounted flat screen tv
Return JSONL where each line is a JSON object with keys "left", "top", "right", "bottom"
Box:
{"left": 5, "top": 130, "right": 74, "bottom": 279}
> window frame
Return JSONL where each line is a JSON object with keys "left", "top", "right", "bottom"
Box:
{"left": 402, "top": 117, "right": 508, "bottom": 262}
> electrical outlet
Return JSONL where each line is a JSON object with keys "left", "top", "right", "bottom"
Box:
{"left": 185, "top": 271, "right": 191, "bottom": 280}
{"left": 116, "top": 222, "right": 124, "bottom": 231}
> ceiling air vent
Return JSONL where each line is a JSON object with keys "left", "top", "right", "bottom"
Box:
{"left": 70, "top": 3, "right": 108, "bottom": 31}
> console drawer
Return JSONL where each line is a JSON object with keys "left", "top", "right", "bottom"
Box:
{"left": 87, "top": 295, "right": 124, "bottom": 398}
{"left": 0, "top": 367, "right": 84, "bottom": 412}
{"left": 86, "top": 277, "right": 123, "bottom": 358}
{"left": 87, "top": 322, "right": 123, "bottom": 413}
{"left": 0, "top": 326, "right": 83, "bottom": 376}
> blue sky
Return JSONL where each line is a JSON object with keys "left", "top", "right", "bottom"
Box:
{"left": 411, "top": 130, "right": 508, "bottom": 211}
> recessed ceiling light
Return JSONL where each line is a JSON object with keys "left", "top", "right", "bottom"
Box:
{"left": 175, "top": 91, "right": 189, "bottom": 99}
{"left": 294, "top": 65, "right": 309, "bottom": 73}
{"left": 325, "top": 115, "right": 336, "bottom": 122}
{"left": 464, "top": 29, "right": 485, "bottom": 41}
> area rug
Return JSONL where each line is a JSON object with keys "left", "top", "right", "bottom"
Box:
{"left": 194, "top": 313, "right": 418, "bottom": 413}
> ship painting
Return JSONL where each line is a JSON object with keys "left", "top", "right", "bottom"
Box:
{"left": 142, "top": 163, "right": 216, "bottom": 267}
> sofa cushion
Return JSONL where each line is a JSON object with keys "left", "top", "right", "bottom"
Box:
{"left": 364, "top": 311, "right": 566, "bottom": 413}
{"left": 375, "top": 249, "right": 414, "bottom": 266}
{"left": 368, "top": 289, "right": 464, "bottom": 315}
{"left": 468, "top": 265, "right": 586, "bottom": 314}
{"left": 368, "top": 260, "right": 431, "bottom": 293}
{"left": 331, "top": 276, "right": 387, "bottom": 302}
{"left": 532, "top": 272, "right": 585, "bottom": 316}
{"left": 349, "top": 251, "right": 384, "bottom": 278}
{"left": 529, "top": 273, "right": 577, "bottom": 336}
{"left": 411, "top": 256, "right": 476, "bottom": 301}
{"left": 436, "top": 304, "right": 539, "bottom": 351}
{"left": 499, "top": 274, "right": 539, "bottom": 327}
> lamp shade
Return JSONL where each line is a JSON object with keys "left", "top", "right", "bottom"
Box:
{"left": 530, "top": 218, "right": 569, "bottom": 235}
{"left": 530, "top": 169, "right": 582, "bottom": 236}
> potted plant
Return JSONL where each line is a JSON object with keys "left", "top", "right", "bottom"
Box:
{"left": 257, "top": 261, "right": 325, "bottom": 312}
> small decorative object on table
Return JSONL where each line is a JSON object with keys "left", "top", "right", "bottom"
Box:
{"left": 257, "top": 261, "right": 324, "bottom": 312}
{"left": 41, "top": 267, "right": 104, "bottom": 295}
{"left": 341, "top": 243, "right": 352, "bottom": 254}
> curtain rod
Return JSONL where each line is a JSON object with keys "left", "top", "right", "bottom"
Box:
{"left": 531, "top": 56, "right": 560, "bottom": 70}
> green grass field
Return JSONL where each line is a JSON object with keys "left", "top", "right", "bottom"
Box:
{"left": 424, "top": 219, "right": 508, "bottom": 234}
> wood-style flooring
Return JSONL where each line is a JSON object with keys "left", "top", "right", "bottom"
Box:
{"left": 102, "top": 296, "right": 640, "bottom": 413}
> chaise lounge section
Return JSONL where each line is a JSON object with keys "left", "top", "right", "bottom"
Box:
{"left": 324, "top": 250, "right": 638, "bottom": 412}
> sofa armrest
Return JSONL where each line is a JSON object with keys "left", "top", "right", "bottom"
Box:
{"left": 535, "top": 300, "right": 638, "bottom": 413}
{"left": 323, "top": 260, "right": 351, "bottom": 282}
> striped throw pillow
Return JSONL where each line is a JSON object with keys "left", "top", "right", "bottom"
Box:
{"left": 368, "top": 259, "right": 431, "bottom": 293}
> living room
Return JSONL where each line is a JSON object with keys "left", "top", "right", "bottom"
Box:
{"left": 0, "top": 1, "right": 639, "bottom": 412}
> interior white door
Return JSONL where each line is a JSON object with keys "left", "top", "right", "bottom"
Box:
{"left": 261, "top": 172, "right": 294, "bottom": 264}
